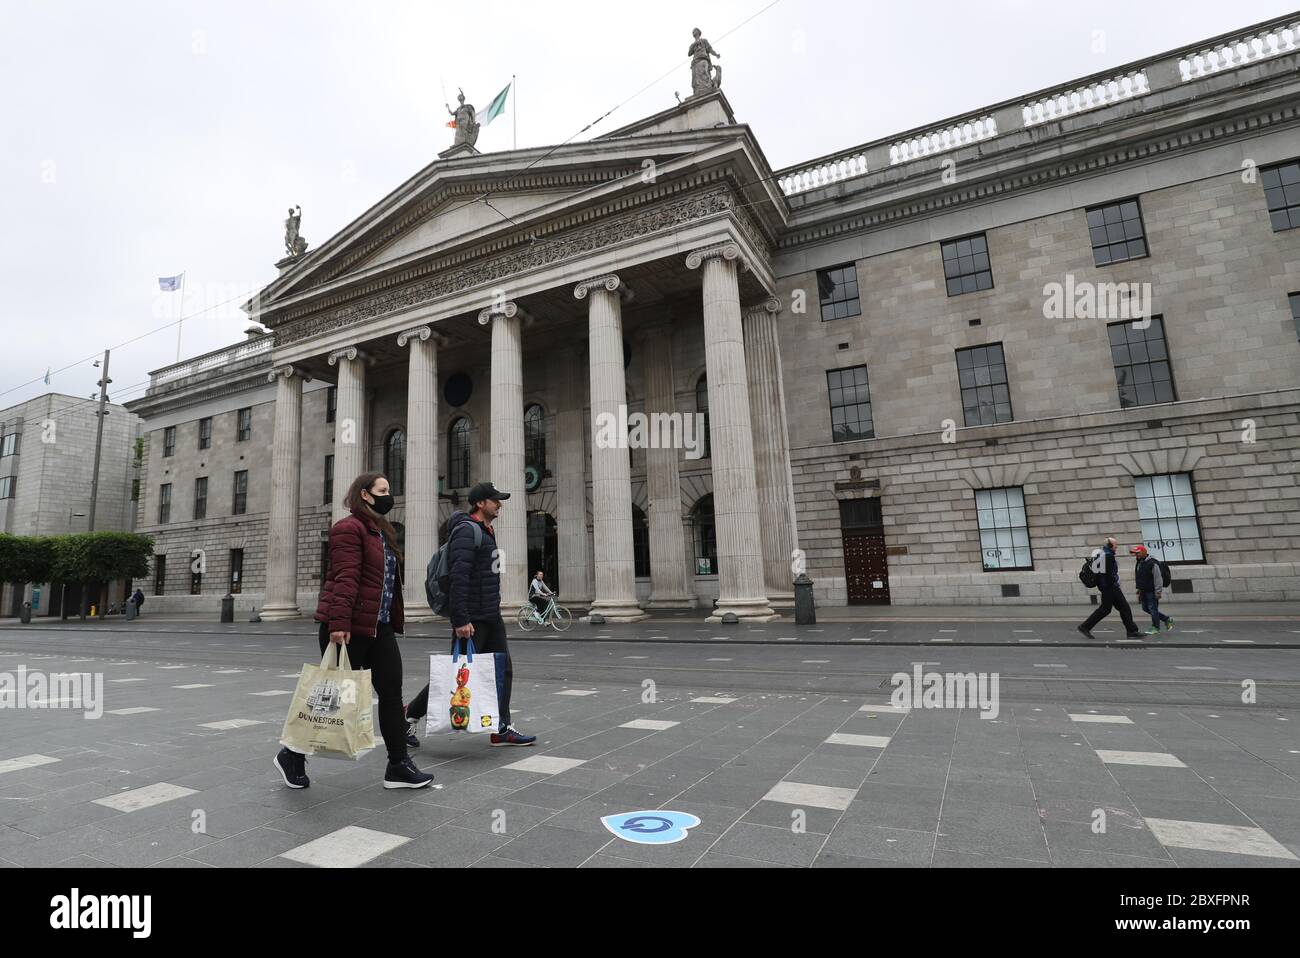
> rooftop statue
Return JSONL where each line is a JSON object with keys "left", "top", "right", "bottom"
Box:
{"left": 446, "top": 89, "right": 480, "bottom": 149}
{"left": 284, "top": 205, "right": 308, "bottom": 257}
{"left": 688, "top": 27, "right": 722, "bottom": 98}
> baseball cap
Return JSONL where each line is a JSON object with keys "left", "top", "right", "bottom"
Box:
{"left": 467, "top": 481, "right": 511, "bottom": 506}
{"left": 1129, "top": 544, "right": 1148, "bottom": 555}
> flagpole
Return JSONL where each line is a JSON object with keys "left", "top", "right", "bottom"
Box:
{"left": 512, "top": 74, "right": 517, "bottom": 151}
{"left": 175, "top": 272, "right": 187, "bottom": 362}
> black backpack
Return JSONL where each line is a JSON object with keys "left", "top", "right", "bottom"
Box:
{"left": 425, "top": 521, "right": 483, "bottom": 616}
{"left": 1156, "top": 559, "right": 1172, "bottom": 588}
{"left": 1078, "top": 556, "right": 1099, "bottom": 589}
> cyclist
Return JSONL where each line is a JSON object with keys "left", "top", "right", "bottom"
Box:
{"left": 528, "top": 570, "right": 554, "bottom": 621}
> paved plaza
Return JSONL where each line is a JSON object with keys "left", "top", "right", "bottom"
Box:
{"left": 1, "top": 611, "right": 1298, "bottom": 868}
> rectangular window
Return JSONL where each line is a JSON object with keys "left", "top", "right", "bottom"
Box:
{"left": 198, "top": 417, "right": 212, "bottom": 450}
{"left": 956, "top": 343, "right": 1013, "bottom": 426}
{"left": 163, "top": 426, "right": 176, "bottom": 458}
{"left": 1290, "top": 292, "right": 1300, "bottom": 341}
{"left": 1262, "top": 160, "right": 1300, "bottom": 232}
{"left": 326, "top": 386, "right": 337, "bottom": 423}
{"left": 941, "top": 233, "right": 993, "bottom": 296}
{"left": 236, "top": 407, "right": 252, "bottom": 442}
{"left": 0, "top": 433, "right": 17, "bottom": 457}
{"left": 190, "top": 570, "right": 202, "bottom": 595}
{"left": 1108, "top": 316, "right": 1176, "bottom": 408}
{"left": 232, "top": 470, "right": 248, "bottom": 515}
{"left": 324, "top": 455, "right": 334, "bottom": 506}
{"left": 0, "top": 476, "right": 14, "bottom": 499}
{"left": 229, "top": 548, "right": 244, "bottom": 594}
{"left": 1087, "top": 198, "right": 1147, "bottom": 265}
{"left": 817, "top": 264, "right": 861, "bottom": 322}
{"left": 826, "top": 365, "right": 874, "bottom": 442}
{"left": 975, "top": 487, "right": 1033, "bottom": 570}
{"left": 1135, "top": 473, "right": 1204, "bottom": 562}
{"left": 193, "top": 477, "right": 207, "bottom": 521}
{"left": 158, "top": 483, "right": 171, "bottom": 523}
{"left": 153, "top": 555, "right": 167, "bottom": 596}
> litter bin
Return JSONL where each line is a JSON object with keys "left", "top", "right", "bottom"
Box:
{"left": 19, "top": 601, "right": 31, "bottom": 625}
{"left": 220, "top": 594, "right": 234, "bottom": 624}
{"left": 794, "top": 573, "right": 816, "bottom": 625}
{"left": 125, "top": 600, "right": 137, "bottom": 621}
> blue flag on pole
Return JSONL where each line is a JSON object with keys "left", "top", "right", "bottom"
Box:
{"left": 158, "top": 273, "right": 184, "bottom": 291}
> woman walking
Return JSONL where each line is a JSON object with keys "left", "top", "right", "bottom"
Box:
{"left": 273, "top": 472, "right": 433, "bottom": 790}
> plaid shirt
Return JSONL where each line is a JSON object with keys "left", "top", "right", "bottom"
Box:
{"left": 377, "top": 535, "right": 397, "bottom": 624}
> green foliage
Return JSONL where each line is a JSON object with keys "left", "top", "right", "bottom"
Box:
{"left": 0, "top": 535, "right": 58, "bottom": 584}
{"left": 1, "top": 532, "right": 153, "bottom": 584}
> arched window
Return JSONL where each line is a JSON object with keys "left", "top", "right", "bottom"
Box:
{"left": 632, "top": 505, "right": 650, "bottom": 578}
{"left": 692, "top": 495, "right": 717, "bottom": 576}
{"left": 448, "top": 418, "right": 471, "bottom": 489}
{"left": 695, "top": 375, "right": 711, "bottom": 460}
{"left": 524, "top": 404, "right": 546, "bottom": 473}
{"left": 384, "top": 428, "right": 406, "bottom": 497}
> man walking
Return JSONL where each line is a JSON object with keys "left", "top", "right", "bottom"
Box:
{"left": 1077, "top": 537, "right": 1142, "bottom": 640}
{"left": 404, "top": 481, "right": 535, "bottom": 747}
{"left": 1131, "top": 544, "right": 1173, "bottom": 635}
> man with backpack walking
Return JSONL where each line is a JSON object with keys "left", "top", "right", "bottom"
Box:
{"left": 405, "top": 481, "right": 536, "bottom": 747}
{"left": 1077, "top": 537, "right": 1142, "bottom": 640}
{"left": 1131, "top": 544, "right": 1174, "bottom": 635}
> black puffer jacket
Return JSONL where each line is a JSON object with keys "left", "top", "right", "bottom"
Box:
{"left": 447, "top": 511, "right": 500, "bottom": 628}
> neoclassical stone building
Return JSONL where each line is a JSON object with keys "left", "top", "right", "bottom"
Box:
{"left": 129, "top": 15, "right": 1300, "bottom": 616}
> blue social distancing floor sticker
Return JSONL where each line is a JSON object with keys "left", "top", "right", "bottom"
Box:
{"left": 600, "top": 810, "right": 702, "bottom": 844}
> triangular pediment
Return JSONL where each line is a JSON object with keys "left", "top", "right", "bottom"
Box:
{"left": 253, "top": 101, "right": 787, "bottom": 326}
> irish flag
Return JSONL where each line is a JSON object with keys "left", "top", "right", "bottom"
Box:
{"left": 447, "top": 81, "right": 511, "bottom": 129}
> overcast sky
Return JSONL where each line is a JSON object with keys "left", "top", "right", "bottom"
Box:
{"left": 2, "top": 0, "right": 1294, "bottom": 414}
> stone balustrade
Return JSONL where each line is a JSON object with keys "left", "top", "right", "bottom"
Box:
{"left": 773, "top": 14, "right": 1299, "bottom": 197}
{"left": 152, "top": 337, "right": 272, "bottom": 386}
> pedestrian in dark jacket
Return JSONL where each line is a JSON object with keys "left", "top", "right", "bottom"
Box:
{"left": 1130, "top": 544, "right": 1173, "bottom": 635}
{"left": 131, "top": 589, "right": 145, "bottom": 613}
{"left": 1077, "top": 537, "right": 1142, "bottom": 639}
{"left": 273, "top": 471, "right": 433, "bottom": 791}
{"left": 404, "top": 481, "right": 536, "bottom": 747}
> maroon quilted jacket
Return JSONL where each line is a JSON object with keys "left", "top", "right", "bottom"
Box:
{"left": 314, "top": 508, "right": 404, "bottom": 637}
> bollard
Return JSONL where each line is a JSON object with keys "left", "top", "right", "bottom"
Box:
{"left": 19, "top": 601, "right": 31, "bottom": 625}
{"left": 794, "top": 573, "right": 816, "bottom": 625}
{"left": 220, "top": 594, "right": 235, "bottom": 624}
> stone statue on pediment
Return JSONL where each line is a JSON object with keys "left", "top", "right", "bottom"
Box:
{"left": 447, "top": 89, "right": 480, "bottom": 148}
{"left": 284, "top": 205, "right": 308, "bottom": 257}
{"left": 688, "top": 27, "right": 722, "bottom": 97}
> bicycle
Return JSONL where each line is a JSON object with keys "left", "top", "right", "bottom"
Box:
{"left": 517, "top": 593, "right": 572, "bottom": 632}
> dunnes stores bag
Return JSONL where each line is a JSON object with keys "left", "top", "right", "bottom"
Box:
{"left": 425, "top": 637, "right": 504, "bottom": 736}
{"left": 279, "top": 643, "right": 375, "bottom": 760}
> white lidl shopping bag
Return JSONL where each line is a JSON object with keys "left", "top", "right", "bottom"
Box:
{"left": 425, "top": 638, "right": 504, "bottom": 735}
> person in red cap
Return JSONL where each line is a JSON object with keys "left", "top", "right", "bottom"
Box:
{"left": 1130, "top": 544, "right": 1173, "bottom": 635}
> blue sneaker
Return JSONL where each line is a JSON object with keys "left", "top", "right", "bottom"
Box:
{"left": 490, "top": 724, "right": 536, "bottom": 747}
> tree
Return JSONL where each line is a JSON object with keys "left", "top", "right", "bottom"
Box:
{"left": 51, "top": 532, "right": 154, "bottom": 619}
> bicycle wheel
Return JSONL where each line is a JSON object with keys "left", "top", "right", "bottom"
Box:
{"left": 550, "top": 605, "right": 572, "bottom": 632}
{"left": 516, "top": 604, "right": 539, "bottom": 632}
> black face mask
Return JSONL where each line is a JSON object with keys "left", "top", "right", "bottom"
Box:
{"left": 368, "top": 493, "right": 394, "bottom": 516}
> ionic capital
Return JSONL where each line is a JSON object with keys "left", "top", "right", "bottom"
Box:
{"left": 573, "top": 274, "right": 626, "bottom": 301}
{"left": 327, "top": 346, "right": 369, "bottom": 366}
{"left": 267, "top": 364, "right": 312, "bottom": 384}
{"left": 477, "top": 301, "right": 520, "bottom": 326}
{"left": 685, "top": 243, "right": 742, "bottom": 271}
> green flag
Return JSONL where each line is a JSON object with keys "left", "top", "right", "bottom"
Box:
{"left": 477, "top": 82, "right": 511, "bottom": 127}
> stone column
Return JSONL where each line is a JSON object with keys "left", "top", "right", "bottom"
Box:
{"left": 327, "top": 346, "right": 368, "bottom": 524}
{"left": 479, "top": 303, "right": 529, "bottom": 616}
{"left": 397, "top": 325, "right": 443, "bottom": 618}
{"left": 685, "top": 244, "right": 777, "bottom": 622}
{"left": 550, "top": 345, "right": 594, "bottom": 608}
{"left": 263, "top": 365, "right": 310, "bottom": 620}
{"left": 743, "top": 296, "right": 799, "bottom": 610}
{"left": 638, "top": 323, "right": 694, "bottom": 608}
{"left": 575, "top": 274, "right": 645, "bottom": 622}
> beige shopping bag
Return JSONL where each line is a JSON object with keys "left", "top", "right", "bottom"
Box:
{"left": 279, "top": 642, "right": 375, "bottom": 759}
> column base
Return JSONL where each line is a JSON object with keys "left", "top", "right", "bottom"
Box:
{"left": 260, "top": 604, "right": 302, "bottom": 622}
{"left": 764, "top": 590, "right": 796, "bottom": 612}
{"left": 584, "top": 599, "right": 647, "bottom": 623}
{"left": 706, "top": 597, "right": 780, "bottom": 623}
{"left": 643, "top": 595, "right": 697, "bottom": 610}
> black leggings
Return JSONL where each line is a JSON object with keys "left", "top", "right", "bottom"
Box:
{"left": 406, "top": 615, "right": 512, "bottom": 728}
{"left": 317, "top": 621, "right": 408, "bottom": 764}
